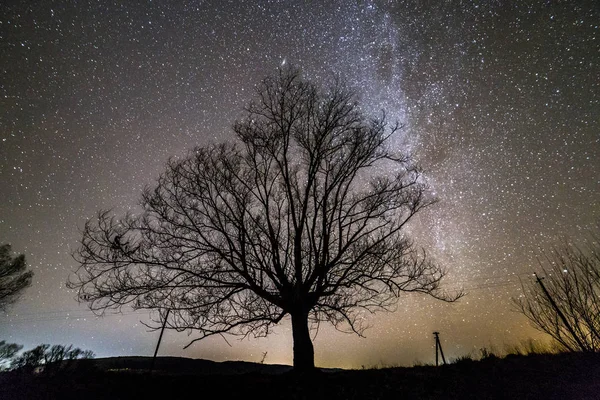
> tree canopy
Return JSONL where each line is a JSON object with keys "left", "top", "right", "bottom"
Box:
{"left": 69, "top": 67, "right": 459, "bottom": 371}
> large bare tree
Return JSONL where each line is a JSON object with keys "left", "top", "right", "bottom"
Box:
{"left": 69, "top": 68, "right": 459, "bottom": 371}
{"left": 516, "top": 229, "right": 600, "bottom": 352}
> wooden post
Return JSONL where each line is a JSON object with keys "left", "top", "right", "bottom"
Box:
{"left": 149, "top": 309, "right": 170, "bottom": 373}
{"left": 433, "top": 331, "right": 446, "bottom": 366}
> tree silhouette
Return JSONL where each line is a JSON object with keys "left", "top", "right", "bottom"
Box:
{"left": 69, "top": 67, "right": 460, "bottom": 371}
{"left": 516, "top": 228, "right": 600, "bottom": 352}
{"left": 0, "top": 340, "right": 23, "bottom": 370}
{"left": 0, "top": 244, "right": 33, "bottom": 311}
{"left": 12, "top": 344, "right": 95, "bottom": 373}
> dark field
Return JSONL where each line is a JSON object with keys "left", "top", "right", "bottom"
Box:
{"left": 2, "top": 352, "right": 600, "bottom": 399}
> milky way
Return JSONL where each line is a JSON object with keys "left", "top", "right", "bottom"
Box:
{"left": 1, "top": 1, "right": 598, "bottom": 368}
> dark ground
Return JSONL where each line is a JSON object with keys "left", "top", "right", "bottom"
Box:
{"left": 2, "top": 352, "right": 600, "bottom": 399}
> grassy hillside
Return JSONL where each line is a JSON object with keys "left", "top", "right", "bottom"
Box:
{"left": 2, "top": 352, "right": 600, "bottom": 399}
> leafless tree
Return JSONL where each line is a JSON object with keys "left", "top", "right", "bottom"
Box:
{"left": 0, "top": 244, "right": 33, "bottom": 311}
{"left": 12, "top": 344, "right": 95, "bottom": 373}
{"left": 69, "top": 67, "right": 460, "bottom": 371}
{"left": 515, "top": 229, "right": 600, "bottom": 352}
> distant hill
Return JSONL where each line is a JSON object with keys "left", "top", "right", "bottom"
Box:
{"left": 80, "top": 355, "right": 295, "bottom": 375}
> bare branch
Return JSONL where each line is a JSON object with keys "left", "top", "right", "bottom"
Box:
{"left": 514, "top": 228, "right": 600, "bottom": 352}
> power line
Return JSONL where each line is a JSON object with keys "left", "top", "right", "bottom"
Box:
{"left": 3, "top": 311, "right": 149, "bottom": 324}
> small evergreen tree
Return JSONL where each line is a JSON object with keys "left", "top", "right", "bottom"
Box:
{"left": 0, "top": 244, "right": 33, "bottom": 311}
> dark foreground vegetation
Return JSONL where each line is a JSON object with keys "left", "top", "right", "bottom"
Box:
{"left": 2, "top": 352, "right": 600, "bottom": 399}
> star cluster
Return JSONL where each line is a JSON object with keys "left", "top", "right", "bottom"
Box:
{"left": 1, "top": 0, "right": 598, "bottom": 368}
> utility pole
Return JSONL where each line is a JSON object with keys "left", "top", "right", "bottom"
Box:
{"left": 534, "top": 273, "right": 587, "bottom": 351}
{"left": 149, "top": 308, "right": 171, "bottom": 373}
{"left": 433, "top": 331, "right": 446, "bottom": 366}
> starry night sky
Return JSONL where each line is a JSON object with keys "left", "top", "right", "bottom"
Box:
{"left": 1, "top": 1, "right": 598, "bottom": 369}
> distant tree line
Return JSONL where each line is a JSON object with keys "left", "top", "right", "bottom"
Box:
{"left": 0, "top": 341, "right": 94, "bottom": 373}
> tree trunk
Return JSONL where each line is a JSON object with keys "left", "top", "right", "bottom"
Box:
{"left": 291, "top": 311, "right": 315, "bottom": 371}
